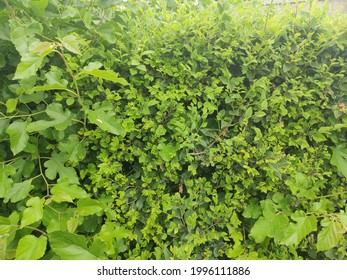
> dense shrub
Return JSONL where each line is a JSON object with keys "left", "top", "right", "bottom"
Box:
{"left": 0, "top": 0, "right": 346, "bottom": 259}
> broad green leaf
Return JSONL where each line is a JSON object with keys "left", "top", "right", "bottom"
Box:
{"left": 31, "top": 41, "right": 54, "bottom": 54}
{"left": 0, "top": 239, "right": 6, "bottom": 260}
{"left": 29, "top": 0, "right": 49, "bottom": 17}
{"left": 6, "top": 121, "right": 29, "bottom": 155}
{"left": 331, "top": 145, "right": 347, "bottom": 178}
{"left": 283, "top": 62, "right": 292, "bottom": 73}
{"left": 83, "top": 61, "right": 102, "bottom": 71}
{"left": 157, "top": 142, "right": 180, "bottom": 161}
{"left": 244, "top": 107, "right": 253, "bottom": 119}
{"left": 61, "top": 34, "right": 81, "bottom": 55}
{"left": 317, "top": 221, "right": 341, "bottom": 251}
{"left": 242, "top": 199, "right": 261, "bottom": 219}
{"left": 281, "top": 211, "right": 317, "bottom": 246}
{"left": 51, "top": 178, "right": 88, "bottom": 203}
{"left": 57, "top": 134, "right": 87, "bottom": 163}
{"left": 27, "top": 103, "right": 72, "bottom": 132}
{"left": 44, "top": 152, "right": 79, "bottom": 184}
{"left": 0, "top": 216, "right": 11, "bottom": 235}
{"left": 49, "top": 231, "right": 98, "bottom": 260}
{"left": 16, "top": 235, "right": 47, "bottom": 260}
{"left": 97, "top": 22, "right": 116, "bottom": 44}
{"left": 249, "top": 202, "right": 289, "bottom": 243}
{"left": 0, "top": 53, "right": 5, "bottom": 69}
{"left": 0, "top": 165, "right": 16, "bottom": 198}
{"left": 0, "top": 119, "right": 10, "bottom": 135}
{"left": 77, "top": 198, "right": 104, "bottom": 216}
{"left": 95, "top": 222, "right": 134, "bottom": 255}
{"left": 5, "top": 179, "right": 34, "bottom": 203}
{"left": 87, "top": 109, "right": 125, "bottom": 136}
{"left": 81, "top": 69, "right": 128, "bottom": 86}
{"left": 13, "top": 42, "right": 52, "bottom": 79}
{"left": 5, "top": 98, "right": 18, "bottom": 113}
{"left": 28, "top": 84, "right": 67, "bottom": 93}
{"left": 21, "top": 197, "right": 44, "bottom": 227}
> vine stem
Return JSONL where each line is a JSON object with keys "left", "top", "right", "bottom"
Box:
{"left": 3, "top": 0, "right": 16, "bottom": 18}
{"left": 54, "top": 49, "right": 88, "bottom": 130}
{"left": 38, "top": 156, "right": 50, "bottom": 196}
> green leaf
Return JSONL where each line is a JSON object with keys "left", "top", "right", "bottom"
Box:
{"left": 13, "top": 40, "right": 53, "bottom": 79}
{"left": 5, "top": 179, "right": 34, "bottom": 203}
{"left": 77, "top": 198, "right": 104, "bottom": 216}
{"left": 0, "top": 216, "right": 11, "bottom": 235}
{"left": 87, "top": 107, "right": 125, "bottom": 136}
{"left": 16, "top": 235, "right": 47, "bottom": 260}
{"left": 0, "top": 239, "right": 6, "bottom": 260}
{"left": 97, "top": 22, "right": 116, "bottom": 44}
{"left": 5, "top": 98, "right": 18, "bottom": 113}
{"left": 244, "top": 107, "right": 253, "bottom": 119}
{"left": 6, "top": 121, "right": 29, "bottom": 155}
{"left": 81, "top": 68, "right": 128, "bottom": 86}
{"left": 249, "top": 202, "right": 289, "bottom": 243}
{"left": 281, "top": 211, "right": 317, "bottom": 246}
{"left": 157, "top": 142, "right": 180, "bottom": 161}
{"left": 283, "top": 62, "right": 292, "bottom": 73}
{"left": 28, "top": 84, "right": 67, "bottom": 93}
{"left": 0, "top": 53, "right": 5, "bottom": 69}
{"left": 31, "top": 41, "right": 54, "bottom": 54}
{"left": 44, "top": 152, "right": 79, "bottom": 184}
{"left": 51, "top": 178, "right": 88, "bottom": 203}
{"left": 0, "top": 165, "right": 16, "bottom": 198}
{"left": 317, "top": 221, "right": 341, "bottom": 252}
{"left": 61, "top": 34, "right": 81, "bottom": 55}
{"left": 29, "top": 0, "right": 49, "bottom": 18}
{"left": 57, "top": 134, "right": 87, "bottom": 163}
{"left": 331, "top": 145, "right": 347, "bottom": 178}
{"left": 49, "top": 231, "right": 98, "bottom": 260}
{"left": 21, "top": 196, "right": 44, "bottom": 227}
{"left": 27, "top": 103, "right": 72, "bottom": 132}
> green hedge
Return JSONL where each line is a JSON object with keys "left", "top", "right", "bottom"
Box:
{"left": 0, "top": 0, "right": 347, "bottom": 260}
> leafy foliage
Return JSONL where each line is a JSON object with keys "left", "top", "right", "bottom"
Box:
{"left": 0, "top": 0, "right": 346, "bottom": 260}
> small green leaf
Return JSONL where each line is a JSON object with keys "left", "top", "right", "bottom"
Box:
{"left": 49, "top": 231, "right": 98, "bottom": 260}
{"left": 317, "top": 221, "right": 341, "bottom": 251}
{"left": 83, "top": 61, "right": 103, "bottom": 71}
{"left": 21, "top": 197, "right": 44, "bottom": 227}
{"left": 244, "top": 107, "right": 253, "bottom": 119}
{"left": 61, "top": 34, "right": 81, "bottom": 55}
{"left": 87, "top": 108, "right": 125, "bottom": 136}
{"left": 16, "top": 235, "right": 47, "bottom": 260}
{"left": 5, "top": 98, "right": 18, "bottom": 113}
{"left": 283, "top": 62, "right": 293, "bottom": 73}
{"left": 77, "top": 198, "right": 104, "bottom": 216}
{"left": 157, "top": 142, "right": 180, "bottom": 161}
{"left": 6, "top": 121, "right": 29, "bottom": 155}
